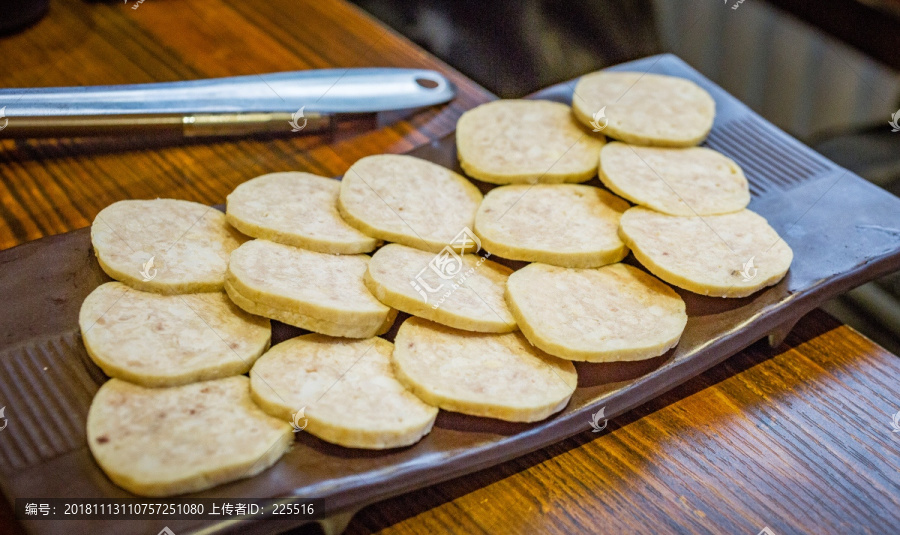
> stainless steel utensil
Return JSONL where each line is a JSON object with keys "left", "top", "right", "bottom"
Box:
{"left": 0, "top": 68, "right": 455, "bottom": 138}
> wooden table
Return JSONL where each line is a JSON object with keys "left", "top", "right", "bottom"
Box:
{"left": 1, "top": 1, "right": 898, "bottom": 534}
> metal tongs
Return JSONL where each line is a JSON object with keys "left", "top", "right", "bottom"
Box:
{"left": 0, "top": 68, "right": 456, "bottom": 138}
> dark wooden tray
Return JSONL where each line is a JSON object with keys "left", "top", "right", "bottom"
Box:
{"left": 2, "top": 54, "right": 899, "bottom": 535}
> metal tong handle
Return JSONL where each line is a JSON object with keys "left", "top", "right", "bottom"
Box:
{"left": 0, "top": 68, "right": 456, "bottom": 138}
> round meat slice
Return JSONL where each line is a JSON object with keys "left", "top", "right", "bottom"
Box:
{"left": 225, "top": 239, "right": 395, "bottom": 338}
{"left": 91, "top": 199, "right": 246, "bottom": 294}
{"left": 392, "top": 317, "right": 577, "bottom": 422}
{"left": 250, "top": 335, "right": 438, "bottom": 449}
{"left": 80, "top": 282, "right": 270, "bottom": 387}
{"left": 573, "top": 71, "right": 715, "bottom": 147}
{"left": 365, "top": 243, "right": 516, "bottom": 333}
{"left": 598, "top": 142, "right": 749, "bottom": 216}
{"left": 226, "top": 171, "right": 379, "bottom": 254}
{"left": 87, "top": 376, "right": 292, "bottom": 496}
{"left": 338, "top": 154, "right": 483, "bottom": 253}
{"left": 456, "top": 99, "right": 605, "bottom": 184}
{"left": 618, "top": 207, "right": 793, "bottom": 297}
{"left": 474, "top": 184, "right": 630, "bottom": 267}
{"left": 506, "top": 263, "right": 687, "bottom": 362}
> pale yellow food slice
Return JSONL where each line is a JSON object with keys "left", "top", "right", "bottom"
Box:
{"left": 224, "top": 280, "right": 397, "bottom": 338}
{"left": 226, "top": 171, "right": 378, "bottom": 254}
{"left": 618, "top": 207, "right": 793, "bottom": 298}
{"left": 474, "top": 184, "right": 630, "bottom": 267}
{"left": 392, "top": 317, "right": 577, "bottom": 422}
{"left": 87, "top": 376, "right": 292, "bottom": 497}
{"left": 573, "top": 71, "right": 715, "bottom": 147}
{"left": 338, "top": 154, "right": 483, "bottom": 253}
{"left": 506, "top": 263, "right": 687, "bottom": 362}
{"left": 365, "top": 243, "right": 516, "bottom": 333}
{"left": 456, "top": 99, "right": 605, "bottom": 184}
{"left": 91, "top": 199, "right": 246, "bottom": 294}
{"left": 80, "top": 282, "right": 270, "bottom": 387}
{"left": 598, "top": 142, "right": 749, "bottom": 216}
{"left": 225, "top": 239, "right": 394, "bottom": 338}
{"left": 250, "top": 335, "right": 437, "bottom": 449}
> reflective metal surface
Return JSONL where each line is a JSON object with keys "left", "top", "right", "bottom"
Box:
{"left": 0, "top": 68, "right": 455, "bottom": 137}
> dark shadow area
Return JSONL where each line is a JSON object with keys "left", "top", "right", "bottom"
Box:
{"left": 432, "top": 411, "right": 534, "bottom": 437}
{"left": 349, "top": 0, "right": 661, "bottom": 98}
{"left": 271, "top": 322, "right": 308, "bottom": 345}
{"left": 574, "top": 352, "right": 672, "bottom": 389}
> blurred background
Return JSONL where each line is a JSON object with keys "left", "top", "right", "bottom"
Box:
{"left": 349, "top": 0, "right": 900, "bottom": 354}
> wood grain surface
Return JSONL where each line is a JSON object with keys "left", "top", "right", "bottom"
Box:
{"left": 2, "top": 2, "right": 899, "bottom": 535}
{"left": 0, "top": 0, "right": 492, "bottom": 251}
